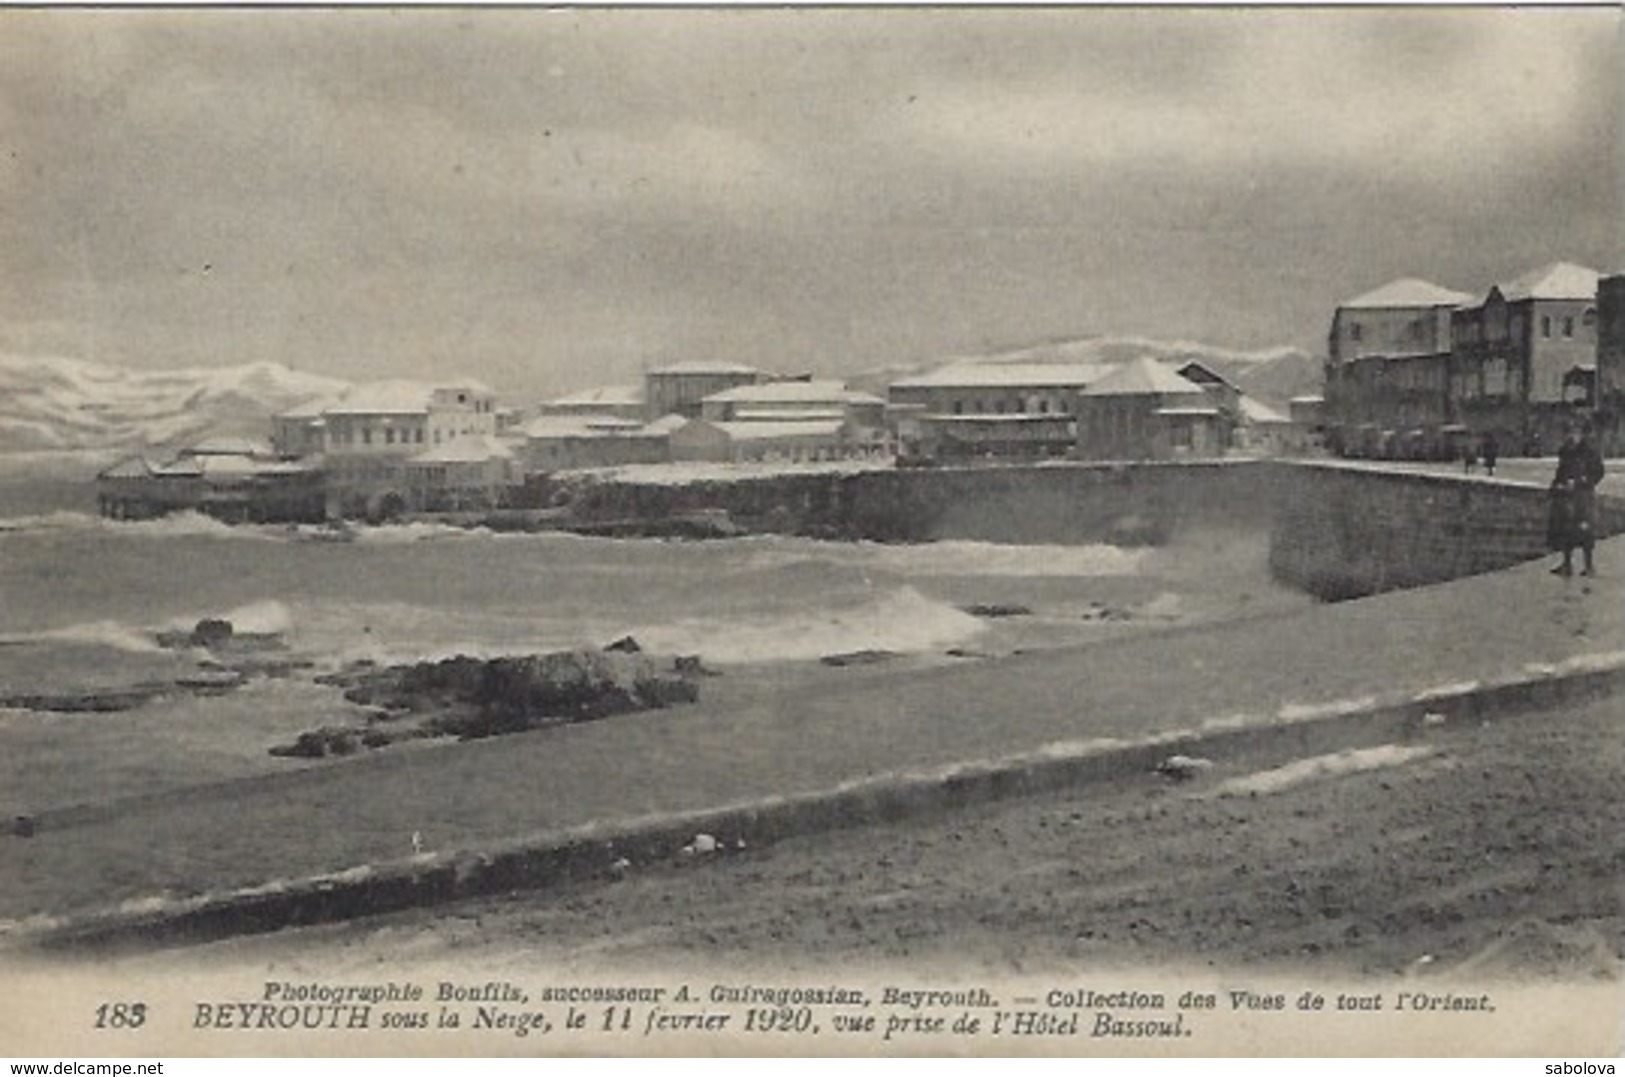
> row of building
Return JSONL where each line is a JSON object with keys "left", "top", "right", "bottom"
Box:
{"left": 1324, "top": 262, "right": 1625, "bottom": 458}
{"left": 98, "top": 350, "right": 1312, "bottom": 523}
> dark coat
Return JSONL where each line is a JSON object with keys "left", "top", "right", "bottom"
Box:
{"left": 1547, "top": 439, "right": 1605, "bottom": 551}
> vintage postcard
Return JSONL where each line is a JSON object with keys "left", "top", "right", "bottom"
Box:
{"left": 0, "top": 5, "right": 1621, "bottom": 1059}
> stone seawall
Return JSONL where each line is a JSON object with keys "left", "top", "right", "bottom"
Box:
{"left": 1268, "top": 464, "right": 1625, "bottom": 601}
{"left": 561, "top": 459, "right": 1625, "bottom": 603}
{"left": 565, "top": 460, "right": 1286, "bottom": 545}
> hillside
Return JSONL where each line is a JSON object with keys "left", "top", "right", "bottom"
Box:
{"left": 0, "top": 354, "right": 348, "bottom": 454}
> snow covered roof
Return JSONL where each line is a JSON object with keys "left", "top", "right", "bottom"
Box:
{"left": 648, "top": 361, "right": 760, "bottom": 377}
{"left": 1082, "top": 357, "right": 1207, "bottom": 397}
{"left": 327, "top": 380, "right": 438, "bottom": 415}
{"left": 1153, "top": 406, "right": 1221, "bottom": 417}
{"left": 184, "top": 436, "right": 273, "bottom": 457}
{"left": 715, "top": 419, "right": 846, "bottom": 441}
{"left": 276, "top": 396, "right": 339, "bottom": 420}
{"left": 409, "top": 434, "right": 515, "bottom": 465}
{"left": 1237, "top": 396, "right": 1292, "bottom": 424}
{"left": 643, "top": 413, "right": 691, "bottom": 435}
{"left": 522, "top": 415, "right": 657, "bottom": 439}
{"left": 97, "top": 456, "right": 155, "bottom": 480}
{"left": 1340, "top": 278, "right": 1474, "bottom": 310}
{"left": 197, "top": 454, "right": 270, "bottom": 478}
{"left": 546, "top": 384, "right": 645, "bottom": 407}
{"left": 702, "top": 380, "right": 881, "bottom": 406}
{"left": 891, "top": 362, "right": 1114, "bottom": 390}
{"left": 919, "top": 413, "right": 1074, "bottom": 424}
{"left": 731, "top": 407, "right": 849, "bottom": 423}
{"left": 1496, "top": 262, "right": 1601, "bottom": 303}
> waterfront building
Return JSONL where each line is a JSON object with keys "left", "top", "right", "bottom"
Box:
{"left": 1325, "top": 277, "right": 1472, "bottom": 453}
{"left": 644, "top": 362, "right": 761, "bottom": 420}
{"left": 1449, "top": 262, "right": 1600, "bottom": 454}
{"left": 698, "top": 379, "right": 886, "bottom": 429}
{"left": 314, "top": 380, "right": 501, "bottom": 518}
{"left": 1074, "top": 357, "right": 1221, "bottom": 460}
{"left": 520, "top": 414, "right": 671, "bottom": 472}
{"left": 665, "top": 415, "right": 856, "bottom": 463}
{"left": 1593, "top": 273, "right": 1624, "bottom": 453}
{"left": 535, "top": 384, "right": 648, "bottom": 423}
{"left": 96, "top": 441, "right": 325, "bottom": 523}
{"left": 886, "top": 361, "right": 1109, "bottom": 460}
{"left": 403, "top": 434, "right": 518, "bottom": 511}
{"left": 271, "top": 397, "right": 337, "bottom": 459}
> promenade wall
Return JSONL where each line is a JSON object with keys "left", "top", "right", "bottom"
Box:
{"left": 564, "top": 460, "right": 1625, "bottom": 601}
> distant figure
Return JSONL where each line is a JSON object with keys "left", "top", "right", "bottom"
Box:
{"left": 1462, "top": 440, "right": 1478, "bottom": 474}
{"left": 1547, "top": 422, "right": 1605, "bottom": 577}
{"left": 1481, "top": 432, "right": 1499, "bottom": 477}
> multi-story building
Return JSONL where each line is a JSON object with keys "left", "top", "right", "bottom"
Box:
{"left": 1595, "top": 274, "right": 1625, "bottom": 453}
{"left": 1074, "top": 358, "right": 1221, "bottom": 460}
{"left": 644, "top": 362, "right": 761, "bottom": 420}
{"left": 698, "top": 379, "right": 886, "bottom": 427}
{"left": 1325, "top": 277, "right": 1472, "bottom": 452}
{"left": 302, "top": 380, "right": 502, "bottom": 518}
{"left": 1449, "top": 262, "right": 1600, "bottom": 453}
{"left": 886, "top": 361, "right": 1109, "bottom": 460}
{"left": 534, "top": 384, "right": 648, "bottom": 423}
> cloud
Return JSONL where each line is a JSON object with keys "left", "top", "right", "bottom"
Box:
{"left": 888, "top": 11, "right": 1608, "bottom": 178}
{"left": 0, "top": 8, "right": 1616, "bottom": 397}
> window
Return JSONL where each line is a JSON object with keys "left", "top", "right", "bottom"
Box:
{"left": 1349, "top": 323, "right": 1362, "bottom": 343}
{"left": 952, "top": 401, "right": 963, "bottom": 415}
{"left": 362, "top": 429, "right": 372, "bottom": 445}
{"left": 1583, "top": 307, "right": 1597, "bottom": 327}
{"left": 415, "top": 429, "right": 424, "bottom": 444}
{"left": 994, "top": 400, "right": 1005, "bottom": 414}
{"left": 1562, "top": 317, "right": 1574, "bottom": 338}
{"left": 385, "top": 428, "right": 395, "bottom": 445}
{"left": 1039, "top": 399, "right": 1050, "bottom": 414}
{"left": 1541, "top": 316, "right": 1552, "bottom": 338}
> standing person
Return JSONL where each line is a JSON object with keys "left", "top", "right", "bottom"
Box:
{"left": 1481, "top": 431, "right": 1499, "bottom": 477}
{"left": 1548, "top": 421, "right": 1605, "bottom": 576}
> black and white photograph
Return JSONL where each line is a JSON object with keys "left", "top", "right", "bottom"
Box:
{"left": 0, "top": 4, "right": 1621, "bottom": 1058}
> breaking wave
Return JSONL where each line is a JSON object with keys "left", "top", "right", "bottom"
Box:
{"left": 742, "top": 538, "right": 1145, "bottom": 578}
{"left": 618, "top": 585, "right": 985, "bottom": 664}
{"left": 5, "top": 619, "right": 166, "bottom": 654}
{"left": 0, "top": 509, "right": 282, "bottom": 542}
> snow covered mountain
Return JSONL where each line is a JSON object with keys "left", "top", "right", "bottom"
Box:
{"left": 0, "top": 354, "right": 350, "bottom": 454}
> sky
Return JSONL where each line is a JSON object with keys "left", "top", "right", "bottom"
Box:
{"left": 1, "top": 8, "right": 1621, "bottom": 401}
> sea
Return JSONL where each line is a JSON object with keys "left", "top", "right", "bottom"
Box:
{"left": 0, "top": 462, "right": 1308, "bottom": 813}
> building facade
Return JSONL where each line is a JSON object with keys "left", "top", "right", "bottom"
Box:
{"left": 311, "top": 380, "right": 502, "bottom": 518}
{"left": 887, "top": 361, "right": 1108, "bottom": 460}
{"left": 1074, "top": 357, "right": 1221, "bottom": 460}
{"left": 1449, "top": 262, "right": 1600, "bottom": 454}
{"left": 521, "top": 415, "right": 671, "bottom": 472}
{"left": 1591, "top": 273, "right": 1624, "bottom": 453}
{"left": 96, "top": 443, "right": 326, "bottom": 523}
{"left": 535, "top": 384, "right": 648, "bottom": 423}
{"left": 644, "top": 362, "right": 761, "bottom": 420}
{"left": 698, "top": 379, "right": 886, "bottom": 429}
{"left": 1325, "top": 277, "right": 1472, "bottom": 453}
